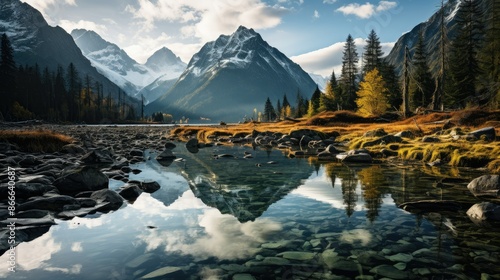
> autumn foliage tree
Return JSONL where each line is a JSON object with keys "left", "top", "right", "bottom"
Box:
{"left": 356, "top": 68, "right": 389, "bottom": 116}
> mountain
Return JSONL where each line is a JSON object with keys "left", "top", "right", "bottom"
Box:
{"left": 71, "top": 30, "right": 186, "bottom": 103}
{"left": 385, "top": 0, "right": 471, "bottom": 74}
{"left": 147, "top": 26, "right": 317, "bottom": 122}
{"left": 0, "top": 0, "right": 130, "bottom": 103}
{"left": 309, "top": 73, "right": 328, "bottom": 92}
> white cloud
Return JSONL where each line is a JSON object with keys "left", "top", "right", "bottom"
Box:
{"left": 313, "top": 10, "right": 320, "bottom": 19}
{"left": 291, "top": 38, "right": 395, "bottom": 76}
{"left": 125, "top": 0, "right": 289, "bottom": 42}
{"left": 58, "top": 19, "right": 108, "bottom": 35}
{"left": 123, "top": 32, "right": 183, "bottom": 64}
{"left": 336, "top": 1, "right": 397, "bottom": 19}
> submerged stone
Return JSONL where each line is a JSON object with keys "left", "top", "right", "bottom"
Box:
{"left": 277, "top": 251, "right": 316, "bottom": 261}
{"left": 140, "top": 266, "right": 183, "bottom": 279}
{"left": 467, "top": 175, "right": 500, "bottom": 198}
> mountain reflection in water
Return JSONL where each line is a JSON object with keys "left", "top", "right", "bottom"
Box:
{"left": 1, "top": 144, "right": 498, "bottom": 280}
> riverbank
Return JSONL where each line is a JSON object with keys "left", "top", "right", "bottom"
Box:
{"left": 168, "top": 110, "right": 500, "bottom": 174}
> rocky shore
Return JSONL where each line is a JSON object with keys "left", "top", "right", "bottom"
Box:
{"left": 0, "top": 124, "right": 172, "bottom": 254}
{"left": 0, "top": 122, "right": 499, "bottom": 273}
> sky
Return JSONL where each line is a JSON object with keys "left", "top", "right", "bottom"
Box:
{"left": 21, "top": 0, "right": 440, "bottom": 77}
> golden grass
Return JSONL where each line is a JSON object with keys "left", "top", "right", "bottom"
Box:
{"left": 169, "top": 109, "right": 500, "bottom": 173}
{"left": 0, "top": 129, "right": 73, "bottom": 153}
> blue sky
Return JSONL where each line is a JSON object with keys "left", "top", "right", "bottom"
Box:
{"left": 22, "top": 0, "right": 440, "bottom": 76}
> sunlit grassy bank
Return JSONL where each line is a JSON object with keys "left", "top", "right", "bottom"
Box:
{"left": 169, "top": 109, "right": 500, "bottom": 173}
{"left": 0, "top": 129, "right": 73, "bottom": 153}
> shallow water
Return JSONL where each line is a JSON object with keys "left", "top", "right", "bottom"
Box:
{"left": 1, "top": 144, "right": 499, "bottom": 279}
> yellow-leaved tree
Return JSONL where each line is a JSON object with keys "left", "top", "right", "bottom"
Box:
{"left": 356, "top": 68, "right": 389, "bottom": 117}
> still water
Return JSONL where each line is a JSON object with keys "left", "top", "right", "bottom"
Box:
{"left": 1, "top": 144, "right": 499, "bottom": 279}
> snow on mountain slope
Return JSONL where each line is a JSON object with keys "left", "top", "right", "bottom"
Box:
{"left": 71, "top": 29, "right": 186, "bottom": 102}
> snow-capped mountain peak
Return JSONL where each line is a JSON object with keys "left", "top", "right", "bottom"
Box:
{"left": 71, "top": 29, "right": 186, "bottom": 103}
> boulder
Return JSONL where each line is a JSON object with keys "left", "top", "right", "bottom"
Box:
{"left": 17, "top": 195, "right": 80, "bottom": 212}
{"left": 0, "top": 183, "right": 56, "bottom": 200}
{"left": 362, "top": 135, "right": 402, "bottom": 148}
{"left": 467, "top": 175, "right": 500, "bottom": 198}
{"left": 467, "top": 202, "right": 500, "bottom": 224}
{"left": 336, "top": 150, "right": 372, "bottom": 163}
{"left": 140, "top": 181, "right": 161, "bottom": 193}
{"left": 394, "top": 130, "right": 415, "bottom": 139}
{"left": 325, "top": 144, "right": 343, "bottom": 154}
{"left": 118, "top": 184, "right": 143, "bottom": 201}
{"left": 156, "top": 149, "right": 176, "bottom": 161}
{"left": 90, "top": 189, "right": 123, "bottom": 212}
{"left": 469, "top": 127, "right": 496, "bottom": 141}
{"left": 53, "top": 166, "right": 109, "bottom": 195}
{"left": 129, "top": 149, "right": 144, "bottom": 157}
{"left": 422, "top": 136, "right": 441, "bottom": 143}
{"left": 186, "top": 138, "right": 199, "bottom": 153}
{"left": 164, "top": 142, "right": 177, "bottom": 150}
{"left": 81, "top": 149, "right": 114, "bottom": 164}
{"left": 364, "top": 128, "right": 387, "bottom": 137}
{"left": 289, "top": 129, "right": 324, "bottom": 140}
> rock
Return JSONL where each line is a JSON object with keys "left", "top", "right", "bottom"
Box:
{"left": 0, "top": 216, "right": 56, "bottom": 227}
{"left": 336, "top": 151, "right": 372, "bottom": 163}
{"left": 186, "top": 138, "right": 199, "bottom": 149}
{"left": 277, "top": 251, "right": 316, "bottom": 261}
{"left": 15, "top": 209, "right": 50, "bottom": 218}
{"left": 394, "top": 130, "right": 415, "bottom": 139}
{"left": 61, "top": 144, "right": 85, "bottom": 154}
{"left": 467, "top": 202, "right": 500, "bottom": 224}
{"left": 140, "top": 266, "right": 183, "bottom": 279}
{"left": 0, "top": 183, "right": 56, "bottom": 200}
{"left": 330, "top": 260, "right": 359, "bottom": 274}
{"left": 364, "top": 128, "right": 387, "bottom": 137}
{"left": 140, "top": 181, "right": 161, "bottom": 193}
{"left": 387, "top": 253, "right": 413, "bottom": 263}
{"left": 90, "top": 189, "right": 123, "bottom": 212}
{"left": 233, "top": 274, "right": 256, "bottom": 280}
{"left": 81, "top": 149, "right": 114, "bottom": 164}
{"left": 262, "top": 257, "right": 291, "bottom": 266}
{"left": 321, "top": 249, "right": 339, "bottom": 269}
{"left": 326, "top": 144, "right": 343, "bottom": 154}
{"left": 118, "top": 184, "right": 143, "bottom": 201}
{"left": 362, "top": 135, "right": 403, "bottom": 148}
{"left": 135, "top": 133, "right": 148, "bottom": 139}
{"left": 17, "top": 195, "right": 80, "bottom": 212}
{"left": 357, "top": 251, "right": 391, "bottom": 267}
{"left": 156, "top": 149, "right": 176, "bottom": 160}
{"left": 126, "top": 253, "right": 160, "bottom": 269}
{"left": 53, "top": 166, "right": 109, "bottom": 195}
{"left": 469, "top": 127, "right": 496, "bottom": 141}
{"left": 381, "top": 148, "right": 398, "bottom": 157}
{"left": 422, "top": 136, "right": 441, "bottom": 143}
{"left": 467, "top": 175, "right": 500, "bottom": 198}
{"left": 129, "top": 149, "right": 144, "bottom": 157}
{"left": 164, "top": 142, "right": 177, "bottom": 150}
{"left": 399, "top": 200, "right": 466, "bottom": 214}
{"left": 370, "top": 264, "right": 413, "bottom": 279}
{"left": 76, "top": 198, "right": 97, "bottom": 207}
{"left": 289, "top": 129, "right": 324, "bottom": 140}
{"left": 18, "top": 175, "right": 54, "bottom": 185}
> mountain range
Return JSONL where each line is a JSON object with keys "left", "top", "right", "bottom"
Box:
{"left": 71, "top": 29, "right": 186, "bottom": 104}
{"left": 0, "top": 0, "right": 133, "bottom": 104}
{"left": 146, "top": 26, "right": 318, "bottom": 122}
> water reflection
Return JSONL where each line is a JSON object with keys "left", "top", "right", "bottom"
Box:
{"left": 1, "top": 148, "right": 498, "bottom": 279}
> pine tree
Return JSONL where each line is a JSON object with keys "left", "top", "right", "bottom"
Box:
{"left": 478, "top": 0, "right": 500, "bottom": 108}
{"left": 263, "top": 97, "right": 277, "bottom": 121}
{"left": 282, "top": 94, "right": 290, "bottom": 109}
{"left": 410, "top": 32, "right": 434, "bottom": 110}
{"left": 448, "top": 0, "right": 484, "bottom": 108}
{"left": 432, "top": 0, "right": 449, "bottom": 111}
{"left": 66, "top": 63, "right": 80, "bottom": 121}
{"left": 379, "top": 62, "right": 402, "bottom": 110}
{"left": 311, "top": 86, "right": 321, "bottom": 112}
{"left": 363, "top": 30, "right": 384, "bottom": 75}
{"left": 340, "top": 34, "right": 359, "bottom": 110}
{"left": 324, "top": 69, "right": 341, "bottom": 110}
{"left": 275, "top": 100, "right": 281, "bottom": 120}
{"left": 0, "top": 33, "right": 16, "bottom": 118}
{"left": 356, "top": 68, "right": 390, "bottom": 117}
{"left": 295, "top": 90, "right": 305, "bottom": 118}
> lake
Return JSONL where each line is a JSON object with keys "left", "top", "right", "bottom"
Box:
{"left": 1, "top": 143, "right": 499, "bottom": 279}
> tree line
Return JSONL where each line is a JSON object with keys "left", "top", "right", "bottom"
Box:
{"left": 0, "top": 33, "right": 137, "bottom": 123}
{"left": 262, "top": 0, "right": 499, "bottom": 119}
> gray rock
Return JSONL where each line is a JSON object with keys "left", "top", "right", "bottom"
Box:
{"left": 277, "top": 251, "right": 316, "bottom": 261}
{"left": 156, "top": 149, "right": 176, "bottom": 160}
{"left": 164, "top": 142, "right": 177, "bottom": 150}
{"left": 467, "top": 202, "right": 500, "bottom": 224}
{"left": 186, "top": 138, "right": 199, "bottom": 149}
{"left": 53, "top": 166, "right": 109, "bottom": 195}
{"left": 118, "top": 184, "right": 143, "bottom": 201}
{"left": 370, "top": 264, "right": 413, "bottom": 279}
{"left": 469, "top": 127, "right": 496, "bottom": 141}
{"left": 336, "top": 151, "right": 372, "bottom": 163}
{"left": 233, "top": 274, "right": 256, "bottom": 280}
{"left": 467, "top": 175, "right": 500, "bottom": 198}
{"left": 362, "top": 135, "right": 403, "bottom": 148}
{"left": 18, "top": 195, "right": 80, "bottom": 212}
{"left": 357, "top": 251, "right": 392, "bottom": 267}
{"left": 140, "top": 181, "right": 161, "bottom": 193}
{"left": 0, "top": 183, "right": 56, "bottom": 200}
{"left": 394, "top": 130, "right": 415, "bottom": 139}
{"left": 81, "top": 149, "right": 114, "bottom": 164}
{"left": 364, "top": 128, "right": 387, "bottom": 137}
{"left": 422, "top": 136, "right": 440, "bottom": 143}
{"left": 15, "top": 209, "right": 50, "bottom": 218}
{"left": 129, "top": 149, "right": 144, "bottom": 157}
{"left": 326, "top": 144, "right": 343, "bottom": 154}
{"left": 140, "top": 266, "right": 183, "bottom": 279}
{"left": 90, "top": 189, "right": 123, "bottom": 212}
{"left": 330, "top": 260, "right": 359, "bottom": 274}
{"left": 76, "top": 198, "right": 97, "bottom": 207}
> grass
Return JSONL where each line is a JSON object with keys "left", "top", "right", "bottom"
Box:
{"left": 0, "top": 129, "right": 73, "bottom": 153}
{"left": 169, "top": 109, "right": 500, "bottom": 173}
